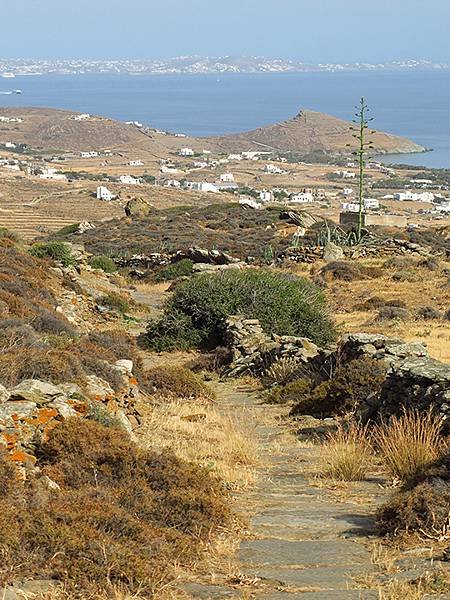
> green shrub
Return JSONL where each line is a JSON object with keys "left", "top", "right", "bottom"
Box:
{"left": 266, "top": 378, "right": 312, "bottom": 404}
{"left": 88, "top": 255, "right": 117, "bottom": 273}
{"left": 98, "top": 292, "right": 129, "bottom": 314}
{"left": 54, "top": 223, "right": 80, "bottom": 236}
{"left": 143, "top": 269, "right": 336, "bottom": 351}
{"left": 154, "top": 259, "right": 194, "bottom": 282}
{"left": 290, "top": 357, "right": 387, "bottom": 417}
{"left": 0, "top": 227, "right": 18, "bottom": 242}
{"left": 29, "top": 241, "right": 75, "bottom": 267}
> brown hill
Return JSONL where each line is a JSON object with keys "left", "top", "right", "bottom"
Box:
{"left": 0, "top": 106, "right": 425, "bottom": 156}
{"left": 0, "top": 107, "right": 142, "bottom": 152}
{"left": 206, "top": 109, "right": 426, "bottom": 155}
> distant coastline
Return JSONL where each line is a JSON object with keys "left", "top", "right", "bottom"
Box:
{"left": 1, "top": 56, "right": 450, "bottom": 77}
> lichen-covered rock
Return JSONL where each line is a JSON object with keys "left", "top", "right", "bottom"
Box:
{"left": 9, "top": 380, "right": 65, "bottom": 404}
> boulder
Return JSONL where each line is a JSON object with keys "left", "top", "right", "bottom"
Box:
{"left": 85, "top": 375, "right": 115, "bottom": 401}
{"left": 323, "top": 242, "right": 345, "bottom": 262}
{"left": 114, "top": 359, "right": 134, "bottom": 376}
{"left": 124, "top": 197, "right": 153, "bottom": 218}
{"left": 9, "top": 380, "right": 65, "bottom": 404}
{"left": 0, "top": 384, "right": 10, "bottom": 403}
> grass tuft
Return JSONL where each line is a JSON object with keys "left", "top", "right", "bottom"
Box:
{"left": 320, "top": 422, "right": 372, "bottom": 481}
{"left": 373, "top": 409, "right": 444, "bottom": 482}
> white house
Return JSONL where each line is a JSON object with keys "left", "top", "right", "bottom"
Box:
{"left": 228, "top": 154, "right": 243, "bottom": 161}
{"left": 363, "top": 198, "right": 380, "bottom": 210}
{"left": 259, "top": 190, "right": 275, "bottom": 203}
{"left": 342, "top": 188, "right": 354, "bottom": 196}
{"left": 393, "top": 191, "right": 434, "bottom": 203}
{"left": 39, "top": 167, "right": 67, "bottom": 181}
{"left": 119, "top": 175, "right": 141, "bottom": 185}
{"left": 184, "top": 181, "right": 220, "bottom": 193}
{"left": 341, "top": 202, "right": 360, "bottom": 212}
{"left": 160, "top": 166, "right": 179, "bottom": 174}
{"left": 179, "top": 148, "right": 195, "bottom": 157}
{"left": 129, "top": 160, "right": 144, "bottom": 167}
{"left": 290, "top": 192, "right": 314, "bottom": 204}
{"left": 264, "top": 164, "right": 284, "bottom": 175}
{"left": 436, "top": 202, "right": 450, "bottom": 213}
{"left": 194, "top": 161, "right": 208, "bottom": 168}
{"left": 96, "top": 186, "right": 116, "bottom": 201}
{"left": 72, "top": 113, "right": 91, "bottom": 121}
{"left": 4, "top": 142, "right": 16, "bottom": 149}
{"left": 164, "top": 179, "right": 181, "bottom": 188}
{"left": 220, "top": 173, "right": 235, "bottom": 182}
{"left": 126, "top": 121, "right": 143, "bottom": 128}
{"left": 335, "top": 170, "right": 356, "bottom": 179}
{"left": 80, "top": 151, "right": 99, "bottom": 158}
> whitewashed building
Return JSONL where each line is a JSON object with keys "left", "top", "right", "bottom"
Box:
{"left": 259, "top": 190, "right": 275, "bottom": 203}
{"left": 80, "top": 151, "right": 99, "bottom": 158}
{"left": 96, "top": 186, "right": 116, "bottom": 201}
{"left": 220, "top": 173, "right": 235, "bottom": 182}
{"left": 393, "top": 191, "right": 434, "bottom": 203}
{"left": 119, "top": 175, "right": 141, "bottom": 185}
{"left": 184, "top": 181, "right": 220, "bottom": 193}
{"left": 164, "top": 179, "right": 181, "bottom": 188}
{"left": 342, "top": 188, "right": 354, "bottom": 196}
{"left": 264, "top": 164, "right": 284, "bottom": 174}
{"left": 290, "top": 192, "right": 314, "bottom": 204}
{"left": 129, "top": 160, "right": 144, "bottom": 167}
{"left": 363, "top": 198, "right": 380, "bottom": 210}
{"left": 179, "top": 148, "right": 195, "bottom": 157}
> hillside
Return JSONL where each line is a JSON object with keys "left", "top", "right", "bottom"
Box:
{"left": 207, "top": 109, "right": 426, "bottom": 155}
{"left": 0, "top": 106, "right": 425, "bottom": 156}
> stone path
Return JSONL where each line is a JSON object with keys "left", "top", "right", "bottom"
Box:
{"left": 185, "top": 383, "right": 448, "bottom": 599}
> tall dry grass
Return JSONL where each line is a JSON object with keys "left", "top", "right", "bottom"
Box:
{"left": 372, "top": 409, "right": 444, "bottom": 481}
{"left": 137, "top": 399, "right": 258, "bottom": 491}
{"left": 320, "top": 422, "right": 372, "bottom": 481}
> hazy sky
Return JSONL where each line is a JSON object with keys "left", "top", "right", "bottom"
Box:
{"left": 1, "top": 0, "right": 449, "bottom": 63}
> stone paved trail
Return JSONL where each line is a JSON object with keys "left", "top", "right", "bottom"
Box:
{"left": 185, "top": 383, "right": 448, "bottom": 600}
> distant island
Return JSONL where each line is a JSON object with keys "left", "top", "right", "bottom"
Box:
{"left": 0, "top": 56, "right": 449, "bottom": 76}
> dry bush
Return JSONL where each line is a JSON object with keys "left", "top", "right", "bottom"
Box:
{"left": 141, "top": 366, "right": 215, "bottom": 401}
{"left": 373, "top": 409, "right": 444, "bottom": 482}
{"left": 377, "top": 306, "right": 409, "bottom": 321}
{"left": 320, "top": 423, "right": 372, "bottom": 481}
{"left": 377, "top": 447, "right": 450, "bottom": 538}
{"left": 376, "top": 580, "right": 423, "bottom": 600}
{"left": 417, "top": 306, "right": 442, "bottom": 320}
{"left": 0, "top": 419, "right": 232, "bottom": 595}
{"left": 290, "top": 356, "right": 387, "bottom": 418}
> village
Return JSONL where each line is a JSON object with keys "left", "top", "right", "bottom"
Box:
{"left": 0, "top": 111, "right": 449, "bottom": 240}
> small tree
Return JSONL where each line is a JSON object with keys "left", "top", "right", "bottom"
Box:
{"left": 351, "top": 98, "right": 375, "bottom": 242}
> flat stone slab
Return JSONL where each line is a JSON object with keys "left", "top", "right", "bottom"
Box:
{"left": 182, "top": 583, "right": 240, "bottom": 599}
{"left": 245, "top": 564, "right": 376, "bottom": 589}
{"left": 239, "top": 539, "right": 370, "bottom": 568}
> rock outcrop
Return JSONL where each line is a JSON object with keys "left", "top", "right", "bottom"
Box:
{"left": 0, "top": 360, "right": 144, "bottom": 471}
{"left": 224, "top": 316, "right": 320, "bottom": 377}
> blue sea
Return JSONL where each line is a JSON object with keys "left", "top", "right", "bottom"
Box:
{"left": 1, "top": 70, "right": 450, "bottom": 168}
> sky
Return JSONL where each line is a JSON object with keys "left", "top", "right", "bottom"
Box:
{"left": 1, "top": 0, "right": 449, "bottom": 63}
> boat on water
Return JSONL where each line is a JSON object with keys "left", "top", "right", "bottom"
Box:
{"left": 13, "top": 89, "right": 22, "bottom": 94}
